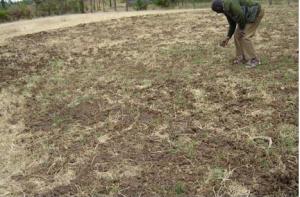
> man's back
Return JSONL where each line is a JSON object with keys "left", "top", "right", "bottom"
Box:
{"left": 223, "top": 0, "right": 261, "bottom": 23}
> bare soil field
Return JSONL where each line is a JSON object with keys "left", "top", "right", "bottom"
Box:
{"left": 0, "top": 5, "right": 298, "bottom": 197}
{"left": 0, "top": 9, "right": 200, "bottom": 45}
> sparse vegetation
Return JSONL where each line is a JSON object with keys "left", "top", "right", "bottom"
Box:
{"left": 0, "top": 9, "right": 8, "bottom": 22}
{"left": 133, "top": 0, "right": 148, "bottom": 10}
{"left": 153, "top": 0, "right": 170, "bottom": 7}
{"left": 174, "top": 182, "right": 185, "bottom": 195}
{"left": 0, "top": 4, "right": 298, "bottom": 197}
{"left": 0, "top": 0, "right": 213, "bottom": 22}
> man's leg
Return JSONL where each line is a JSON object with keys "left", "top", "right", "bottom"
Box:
{"left": 234, "top": 28, "right": 244, "bottom": 58}
{"left": 240, "top": 9, "right": 265, "bottom": 61}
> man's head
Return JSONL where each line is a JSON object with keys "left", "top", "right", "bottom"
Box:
{"left": 211, "top": 0, "right": 224, "bottom": 13}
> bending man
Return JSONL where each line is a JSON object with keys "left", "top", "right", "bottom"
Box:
{"left": 211, "top": 0, "right": 264, "bottom": 68}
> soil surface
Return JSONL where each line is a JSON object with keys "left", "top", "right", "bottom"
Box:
{"left": 0, "top": 9, "right": 201, "bottom": 45}
{"left": 0, "top": 5, "right": 298, "bottom": 197}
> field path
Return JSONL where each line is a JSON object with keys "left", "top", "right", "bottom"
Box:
{"left": 0, "top": 8, "right": 204, "bottom": 45}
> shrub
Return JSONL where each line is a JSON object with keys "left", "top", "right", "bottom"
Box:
{"left": 7, "top": 4, "right": 32, "bottom": 20}
{"left": 133, "top": 0, "right": 148, "bottom": 10}
{"left": 0, "top": 9, "right": 8, "bottom": 22}
{"left": 65, "top": 0, "right": 81, "bottom": 13}
{"left": 153, "top": 0, "right": 170, "bottom": 7}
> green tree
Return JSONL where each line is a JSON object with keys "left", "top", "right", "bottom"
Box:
{"left": 153, "top": 0, "right": 170, "bottom": 7}
{"left": 80, "top": 0, "right": 84, "bottom": 13}
{"left": 1, "top": 0, "right": 6, "bottom": 9}
{"left": 134, "top": 0, "right": 147, "bottom": 10}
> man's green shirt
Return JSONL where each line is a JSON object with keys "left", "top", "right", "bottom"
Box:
{"left": 223, "top": 0, "right": 261, "bottom": 38}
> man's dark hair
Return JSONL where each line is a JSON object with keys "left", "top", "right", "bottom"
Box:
{"left": 211, "top": 0, "right": 224, "bottom": 13}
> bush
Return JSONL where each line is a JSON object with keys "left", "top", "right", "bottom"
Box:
{"left": 133, "top": 0, "right": 148, "bottom": 10}
{"left": 7, "top": 4, "right": 32, "bottom": 20}
{"left": 65, "top": 0, "right": 81, "bottom": 13}
{"left": 35, "top": 0, "right": 81, "bottom": 16}
{"left": 153, "top": 0, "right": 170, "bottom": 7}
{"left": 0, "top": 9, "right": 8, "bottom": 22}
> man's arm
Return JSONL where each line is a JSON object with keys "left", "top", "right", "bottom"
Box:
{"left": 219, "top": 14, "right": 235, "bottom": 47}
{"left": 225, "top": 14, "right": 236, "bottom": 38}
{"left": 230, "top": 0, "right": 246, "bottom": 30}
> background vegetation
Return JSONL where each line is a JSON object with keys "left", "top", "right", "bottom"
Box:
{"left": 0, "top": 0, "right": 296, "bottom": 23}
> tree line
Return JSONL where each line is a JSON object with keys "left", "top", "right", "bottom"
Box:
{"left": 0, "top": 0, "right": 295, "bottom": 23}
{"left": 0, "top": 0, "right": 128, "bottom": 16}
{"left": 0, "top": 0, "right": 123, "bottom": 22}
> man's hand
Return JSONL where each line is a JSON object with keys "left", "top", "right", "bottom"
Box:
{"left": 220, "top": 37, "right": 230, "bottom": 47}
{"left": 238, "top": 31, "right": 245, "bottom": 38}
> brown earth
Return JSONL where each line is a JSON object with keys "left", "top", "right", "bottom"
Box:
{"left": 0, "top": 5, "right": 298, "bottom": 197}
{"left": 0, "top": 9, "right": 202, "bottom": 46}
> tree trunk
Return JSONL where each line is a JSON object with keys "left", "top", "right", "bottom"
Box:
{"left": 125, "top": 0, "right": 128, "bottom": 11}
{"left": 95, "top": 0, "right": 98, "bottom": 10}
{"left": 102, "top": 0, "right": 106, "bottom": 11}
{"left": 90, "top": 0, "right": 93, "bottom": 12}
{"left": 113, "top": 0, "right": 117, "bottom": 10}
{"left": 109, "top": 0, "right": 112, "bottom": 7}
{"left": 1, "top": 0, "right": 6, "bottom": 9}
{"left": 60, "top": 0, "right": 65, "bottom": 14}
{"left": 80, "top": 0, "right": 85, "bottom": 13}
{"left": 35, "top": 2, "right": 39, "bottom": 16}
{"left": 268, "top": 0, "right": 272, "bottom": 5}
{"left": 93, "top": 0, "right": 96, "bottom": 11}
{"left": 98, "top": 0, "right": 101, "bottom": 10}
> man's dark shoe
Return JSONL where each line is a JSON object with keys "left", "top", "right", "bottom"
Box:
{"left": 233, "top": 56, "right": 246, "bottom": 64}
{"left": 245, "top": 58, "right": 261, "bottom": 68}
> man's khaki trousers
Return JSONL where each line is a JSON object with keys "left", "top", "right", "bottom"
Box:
{"left": 234, "top": 9, "right": 264, "bottom": 61}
